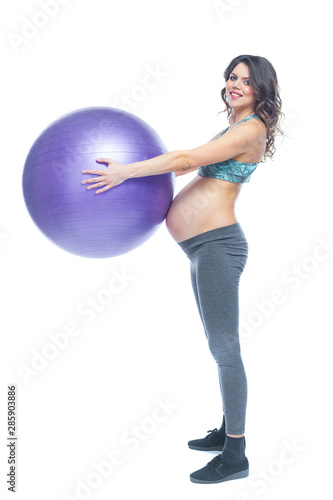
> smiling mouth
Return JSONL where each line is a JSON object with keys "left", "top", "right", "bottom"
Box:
{"left": 230, "top": 91, "right": 242, "bottom": 98}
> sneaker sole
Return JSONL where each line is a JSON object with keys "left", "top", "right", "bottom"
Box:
{"left": 188, "top": 444, "right": 224, "bottom": 451}
{"left": 190, "top": 468, "right": 249, "bottom": 484}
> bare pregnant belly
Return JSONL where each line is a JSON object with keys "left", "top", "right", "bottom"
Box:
{"left": 166, "top": 175, "right": 241, "bottom": 243}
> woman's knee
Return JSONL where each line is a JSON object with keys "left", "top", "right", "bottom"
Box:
{"left": 207, "top": 335, "right": 241, "bottom": 365}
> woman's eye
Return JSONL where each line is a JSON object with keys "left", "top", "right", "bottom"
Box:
{"left": 244, "top": 81, "right": 250, "bottom": 85}
{"left": 230, "top": 76, "right": 236, "bottom": 80}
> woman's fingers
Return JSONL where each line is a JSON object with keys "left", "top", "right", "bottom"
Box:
{"left": 82, "top": 175, "right": 105, "bottom": 184}
{"left": 86, "top": 181, "right": 106, "bottom": 190}
{"left": 81, "top": 158, "right": 123, "bottom": 193}
{"left": 95, "top": 185, "right": 113, "bottom": 194}
{"left": 95, "top": 158, "right": 111, "bottom": 164}
{"left": 82, "top": 169, "right": 104, "bottom": 176}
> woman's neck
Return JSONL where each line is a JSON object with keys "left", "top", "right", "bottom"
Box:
{"left": 229, "top": 109, "right": 255, "bottom": 127}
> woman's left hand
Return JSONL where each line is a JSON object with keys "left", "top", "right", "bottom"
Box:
{"left": 82, "top": 158, "right": 129, "bottom": 194}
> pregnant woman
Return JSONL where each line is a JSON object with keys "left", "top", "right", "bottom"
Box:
{"left": 82, "top": 54, "right": 283, "bottom": 485}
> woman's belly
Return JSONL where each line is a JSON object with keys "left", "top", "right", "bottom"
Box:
{"left": 166, "top": 174, "right": 242, "bottom": 243}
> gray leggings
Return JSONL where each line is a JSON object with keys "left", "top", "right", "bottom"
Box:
{"left": 178, "top": 223, "right": 248, "bottom": 435}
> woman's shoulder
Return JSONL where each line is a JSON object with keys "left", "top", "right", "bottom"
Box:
{"left": 239, "top": 115, "right": 267, "bottom": 138}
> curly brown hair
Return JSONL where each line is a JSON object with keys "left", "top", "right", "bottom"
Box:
{"left": 220, "top": 55, "right": 284, "bottom": 162}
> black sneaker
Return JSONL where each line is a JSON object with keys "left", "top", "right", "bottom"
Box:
{"left": 188, "top": 428, "right": 225, "bottom": 451}
{"left": 190, "top": 454, "right": 249, "bottom": 484}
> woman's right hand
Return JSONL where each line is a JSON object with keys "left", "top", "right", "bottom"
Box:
{"left": 82, "top": 158, "right": 129, "bottom": 194}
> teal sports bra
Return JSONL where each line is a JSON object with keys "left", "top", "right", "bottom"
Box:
{"left": 198, "top": 114, "right": 263, "bottom": 183}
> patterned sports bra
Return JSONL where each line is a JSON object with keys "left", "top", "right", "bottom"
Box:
{"left": 197, "top": 114, "right": 263, "bottom": 183}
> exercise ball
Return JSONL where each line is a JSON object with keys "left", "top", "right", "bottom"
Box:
{"left": 22, "top": 107, "right": 175, "bottom": 258}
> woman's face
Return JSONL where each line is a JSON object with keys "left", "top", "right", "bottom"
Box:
{"left": 225, "top": 63, "right": 257, "bottom": 112}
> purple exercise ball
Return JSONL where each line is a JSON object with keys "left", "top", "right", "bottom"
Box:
{"left": 22, "top": 107, "right": 175, "bottom": 258}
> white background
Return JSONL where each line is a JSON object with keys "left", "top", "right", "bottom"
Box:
{"left": 1, "top": 0, "right": 332, "bottom": 499}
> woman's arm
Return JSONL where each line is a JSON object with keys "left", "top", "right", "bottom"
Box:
{"left": 175, "top": 129, "right": 228, "bottom": 177}
{"left": 122, "top": 150, "right": 190, "bottom": 178}
{"left": 82, "top": 120, "right": 263, "bottom": 193}
{"left": 82, "top": 151, "right": 191, "bottom": 194}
